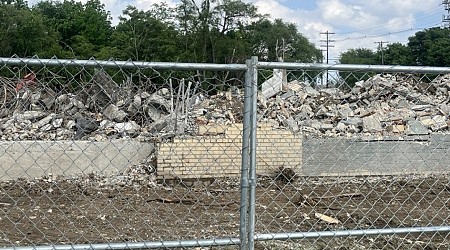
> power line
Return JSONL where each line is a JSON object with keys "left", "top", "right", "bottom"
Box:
{"left": 334, "top": 22, "right": 442, "bottom": 42}
{"left": 335, "top": 4, "right": 443, "bottom": 35}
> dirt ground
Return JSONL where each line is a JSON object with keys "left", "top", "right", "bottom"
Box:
{"left": 0, "top": 173, "right": 449, "bottom": 249}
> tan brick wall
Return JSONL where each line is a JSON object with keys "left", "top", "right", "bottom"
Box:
{"left": 157, "top": 123, "right": 302, "bottom": 179}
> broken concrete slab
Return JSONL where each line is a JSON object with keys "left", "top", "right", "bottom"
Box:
{"left": 387, "top": 124, "right": 405, "bottom": 133}
{"left": 363, "top": 116, "right": 382, "bottom": 133}
{"left": 262, "top": 68, "right": 287, "bottom": 99}
{"left": 406, "top": 120, "right": 429, "bottom": 135}
{"left": 103, "top": 104, "right": 127, "bottom": 122}
{"left": 114, "top": 121, "right": 141, "bottom": 135}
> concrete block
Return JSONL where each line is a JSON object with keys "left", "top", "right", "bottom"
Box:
{"left": 0, "top": 140, "right": 154, "bottom": 180}
{"left": 198, "top": 124, "right": 228, "bottom": 135}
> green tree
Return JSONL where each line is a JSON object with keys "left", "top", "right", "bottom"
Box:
{"left": 175, "top": 0, "right": 263, "bottom": 63}
{"left": 107, "top": 6, "right": 178, "bottom": 61}
{"left": 408, "top": 27, "right": 450, "bottom": 66}
{"left": 1, "top": 0, "right": 27, "bottom": 9}
{"left": 339, "top": 48, "right": 378, "bottom": 88}
{"left": 0, "top": 1, "right": 61, "bottom": 57}
{"left": 382, "top": 42, "right": 414, "bottom": 66}
{"left": 33, "top": 0, "right": 112, "bottom": 59}
{"left": 244, "top": 18, "right": 322, "bottom": 63}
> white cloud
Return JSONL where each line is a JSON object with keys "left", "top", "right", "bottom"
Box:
{"left": 134, "top": 0, "right": 177, "bottom": 11}
{"left": 318, "top": 0, "right": 379, "bottom": 29}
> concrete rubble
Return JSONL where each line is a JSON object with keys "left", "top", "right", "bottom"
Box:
{"left": 256, "top": 73, "right": 450, "bottom": 138}
{"left": 1, "top": 70, "right": 450, "bottom": 141}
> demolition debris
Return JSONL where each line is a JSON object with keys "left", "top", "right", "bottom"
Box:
{"left": 1, "top": 70, "right": 450, "bottom": 141}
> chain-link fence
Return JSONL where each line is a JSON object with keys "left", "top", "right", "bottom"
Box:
{"left": 0, "top": 56, "right": 449, "bottom": 250}
{"left": 0, "top": 57, "right": 250, "bottom": 249}
{"left": 253, "top": 60, "right": 450, "bottom": 249}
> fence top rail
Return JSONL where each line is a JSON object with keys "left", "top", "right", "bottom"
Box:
{"left": 3, "top": 57, "right": 450, "bottom": 74}
{"left": 257, "top": 61, "right": 450, "bottom": 74}
{"left": 0, "top": 57, "right": 248, "bottom": 71}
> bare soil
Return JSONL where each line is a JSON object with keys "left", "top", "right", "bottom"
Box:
{"left": 0, "top": 174, "right": 449, "bottom": 249}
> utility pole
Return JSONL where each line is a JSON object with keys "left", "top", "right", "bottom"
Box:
{"left": 320, "top": 31, "right": 335, "bottom": 64}
{"left": 320, "top": 31, "right": 335, "bottom": 87}
{"left": 443, "top": 0, "right": 450, "bottom": 28}
{"left": 374, "top": 41, "right": 389, "bottom": 65}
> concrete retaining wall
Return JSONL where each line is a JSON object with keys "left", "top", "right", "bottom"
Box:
{"left": 1, "top": 131, "right": 449, "bottom": 181}
{"left": 0, "top": 140, "right": 154, "bottom": 180}
{"left": 302, "top": 135, "right": 450, "bottom": 176}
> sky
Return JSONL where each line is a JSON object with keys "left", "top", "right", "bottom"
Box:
{"left": 27, "top": 0, "right": 447, "bottom": 63}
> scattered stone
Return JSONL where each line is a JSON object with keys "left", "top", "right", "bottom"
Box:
{"left": 342, "top": 117, "right": 363, "bottom": 127}
{"left": 411, "top": 105, "right": 430, "bottom": 111}
{"left": 320, "top": 88, "right": 339, "bottom": 96}
{"left": 283, "top": 117, "right": 299, "bottom": 132}
{"left": 387, "top": 124, "right": 405, "bottom": 133}
{"left": 147, "top": 119, "right": 169, "bottom": 134}
{"left": 0, "top": 109, "right": 9, "bottom": 118}
{"left": 114, "top": 121, "right": 141, "bottom": 135}
{"left": 103, "top": 104, "right": 127, "bottom": 122}
{"left": 304, "top": 86, "right": 319, "bottom": 97}
{"left": 33, "top": 114, "right": 55, "bottom": 129}
{"left": 337, "top": 105, "right": 354, "bottom": 118}
{"left": 347, "top": 125, "right": 360, "bottom": 133}
{"left": 281, "top": 90, "right": 295, "bottom": 100}
{"left": 420, "top": 117, "right": 436, "bottom": 127}
{"left": 40, "top": 124, "right": 53, "bottom": 132}
{"left": 74, "top": 115, "right": 100, "bottom": 140}
{"left": 335, "top": 122, "right": 347, "bottom": 132}
{"left": 431, "top": 115, "right": 447, "bottom": 131}
{"left": 16, "top": 111, "right": 46, "bottom": 121}
{"left": 145, "top": 94, "right": 171, "bottom": 122}
{"left": 363, "top": 116, "right": 382, "bottom": 133}
{"left": 52, "top": 118, "right": 63, "bottom": 128}
{"left": 406, "top": 120, "right": 429, "bottom": 135}
{"left": 320, "top": 123, "right": 334, "bottom": 131}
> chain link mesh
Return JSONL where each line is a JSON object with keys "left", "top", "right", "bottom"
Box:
{"left": 0, "top": 57, "right": 246, "bottom": 248}
{"left": 1, "top": 57, "right": 449, "bottom": 249}
{"left": 254, "top": 66, "right": 450, "bottom": 249}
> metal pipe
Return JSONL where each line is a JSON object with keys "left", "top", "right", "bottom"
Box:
{"left": 257, "top": 61, "right": 450, "bottom": 73}
{"left": 239, "top": 58, "right": 252, "bottom": 250}
{"left": 0, "top": 238, "right": 240, "bottom": 250}
{"left": 247, "top": 56, "right": 259, "bottom": 250}
{"left": 4, "top": 57, "right": 450, "bottom": 73}
{"left": 254, "top": 226, "right": 450, "bottom": 241}
{"left": 0, "top": 58, "right": 248, "bottom": 71}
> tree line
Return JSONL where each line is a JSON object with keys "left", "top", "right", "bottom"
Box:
{"left": 338, "top": 27, "right": 450, "bottom": 87}
{"left": 340, "top": 27, "right": 450, "bottom": 67}
{"left": 3, "top": 0, "right": 448, "bottom": 67}
{"left": 0, "top": 0, "right": 323, "bottom": 64}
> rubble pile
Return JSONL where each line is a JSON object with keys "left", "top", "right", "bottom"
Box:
{"left": 0, "top": 70, "right": 190, "bottom": 141}
{"left": 257, "top": 73, "right": 450, "bottom": 138}
{"left": 1, "top": 70, "right": 450, "bottom": 141}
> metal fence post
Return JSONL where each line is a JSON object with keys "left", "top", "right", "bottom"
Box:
{"left": 239, "top": 58, "right": 253, "bottom": 250}
{"left": 247, "top": 56, "right": 258, "bottom": 250}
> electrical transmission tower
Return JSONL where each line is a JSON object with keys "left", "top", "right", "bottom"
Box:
{"left": 443, "top": 0, "right": 450, "bottom": 28}
{"left": 320, "top": 31, "right": 335, "bottom": 87}
{"left": 374, "top": 41, "right": 389, "bottom": 65}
